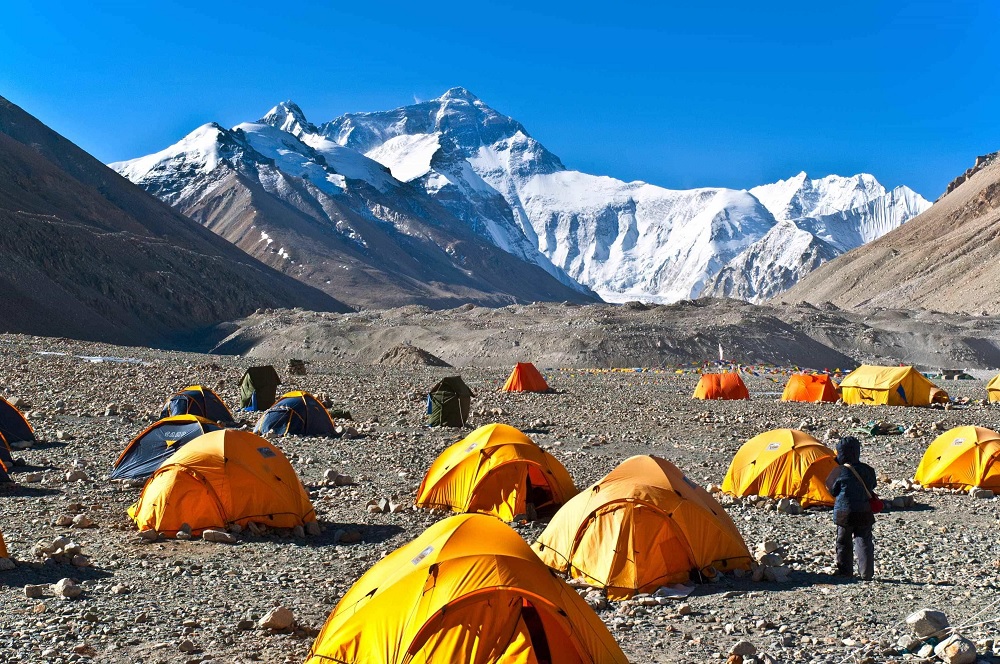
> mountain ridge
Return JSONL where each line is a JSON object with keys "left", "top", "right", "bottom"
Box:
{"left": 113, "top": 89, "right": 930, "bottom": 306}
{"left": 0, "top": 95, "right": 347, "bottom": 345}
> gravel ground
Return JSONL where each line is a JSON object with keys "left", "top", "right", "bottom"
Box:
{"left": 0, "top": 333, "right": 998, "bottom": 664}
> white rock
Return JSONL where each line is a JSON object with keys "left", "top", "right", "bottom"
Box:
{"left": 906, "top": 608, "right": 949, "bottom": 638}
{"left": 730, "top": 640, "right": 757, "bottom": 656}
{"left": 65, "top": 469, "right": 88, "bottom": 482}
{"left": 52, "top": 578, "right": 82, "bottom": 599}
{"left": 258, "top": 606, "right": 295, "bottom": 630}
{"left": 202, "top": 529, "right": 237, "bottom": 544}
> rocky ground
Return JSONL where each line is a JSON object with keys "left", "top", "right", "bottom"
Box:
{"left": 0, "top": 332, "right": 998, "bottom": 664}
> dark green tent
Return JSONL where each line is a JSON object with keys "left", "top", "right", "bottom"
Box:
{"left": 240, "top": 366, "right": 281, "bottom": 412}
{"left": 427, "top": 376, "right": 474, "bottom": 427}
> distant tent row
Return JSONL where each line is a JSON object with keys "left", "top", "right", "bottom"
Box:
{"left": 693, "top": 366, "right": 949, "bottom": 407}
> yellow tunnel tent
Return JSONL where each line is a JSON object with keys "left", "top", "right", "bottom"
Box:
{"left": 839, "top": 365, "right": 948, "bottom": 406}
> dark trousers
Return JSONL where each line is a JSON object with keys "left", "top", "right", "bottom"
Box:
{"left": 836, "top": 514, "right": 874, "bottom": 579}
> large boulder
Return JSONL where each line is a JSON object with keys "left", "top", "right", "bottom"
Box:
{"left": 905, "top": 609, "right": 949, "bottom": 638}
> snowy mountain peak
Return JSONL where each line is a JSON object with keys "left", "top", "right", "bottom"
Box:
{"left": 260, "top": 100, "right": 314, "bottom": 137}
{"left": 750, "top": 171, "right": 896, "bottom": 222}
{"left": 438, "top": 87, "right": 481, "bottom": 103}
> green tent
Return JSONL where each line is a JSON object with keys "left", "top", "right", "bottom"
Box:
{"left": 427, "top": 376, "right": 474, "bottom": 427}
{"left": 240, "top": 366, "right": 281, "bottom": 411}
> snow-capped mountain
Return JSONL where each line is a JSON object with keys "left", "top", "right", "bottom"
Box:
{"left": 110, "top": 103, "right": 596, "bottom": 310}
{"left": 704, "top": 174, "right": 932, "bottom": 301}
{"left": 322, "top": 88, "right": 930, "bottom": 303}
{"left": 113, "top": 88, "right": 931, "bottom": 307}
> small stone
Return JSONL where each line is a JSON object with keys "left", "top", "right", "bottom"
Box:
{"left": 71, "top": 514, "right": 94, "bottom": 528}
{"left": 178, "top": 639, "right": 197, "bottom": 654}
{"left": 334, "top": 474, "right": 354, "bottom": 486}
{"left": 24, "top": 584, "right": 47, "bottom": 598}
{"left": 71, "top": 554, "right": 91, "bottom": 567}
{"left": 292, "top": 525, "right": 305, "bottom": 538}
{"left": 51, "top": 578, "right": 82, "bottom": 599}
{"left": 258, "top": 606, "right": 295, "bottom": 630}
{"left": 305, "top": 521, "right": 321, "bottom": 536}
{"left": 203, "top": 529, "right": 237, "bottom": 544}
{"left": 934, "top": 634, "right": 977, "bottom": 664}
{"left": 55, "top": 515, "right": 74, "bottom": 527}
{"left": 757, "top": 540, "right": 780, "bottom": 554}
{"left": 56, "top": 431, "right": 74, "bottom": 441}
{"left": 678, "top": 603, "right": 692, "bottom": 615}
{"left": 138, "top": 529, "right": 159, "bottom": 542}
{"left": 236, "top": 619, "right": 255, "bottom": 631}
{"left": 65, "top": 469, "right": 88, "bottom": 482}
{"left": 730, "top": 640, "right": 757, "bottom": 656}
{"left": 757, "top": 553, "right": 784, "bottom": 567}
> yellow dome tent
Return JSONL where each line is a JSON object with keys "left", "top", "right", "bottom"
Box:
{"left": 416, "top": 423, "right": 577, "bottom": 522}
{"left": 987, "top": 374, "right": 1000, "bottom": 402}
{"left": 305, "top": 513, "right": 628, "bottom": 664}
{"left": 533, "top": 455, "right": 752, "bottom": 599}
{"left": 914, "top": 426, "right": 1000, "bottom": 491}
{"left": 839, "top": 365, "right": 948, "bottom": 406}
{"left": 721, "top": 429, "right": 837, "bottom": 507}
{"left": 128, "top": 430, "right": 315, "bottom": 536}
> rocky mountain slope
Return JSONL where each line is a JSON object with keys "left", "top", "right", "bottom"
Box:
{"left": 111, "top": 103, "right": 596, "bottom": 310}
{"left": 324, "top": 89, "right": 930, "bottom": 303}
{"left": 0, "top": 96, "right": 346, "bottom": 345}
{"left": 115, "top": 90, "right": 929, "bottom": 306}
{"left": 782, "top": 153, "right": 1000, "bottom": 314}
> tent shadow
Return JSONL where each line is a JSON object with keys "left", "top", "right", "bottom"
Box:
{"left": 0, "top": 560, "right": 112, "bottom": 589}
{"left": 1, "top": 486, "right": 62, "bottom": 498}
{"left": 304, "top": 522, "right": 405, "bottom": 548}
{"left": 700, "top": 569, "right": 930, "bottom": 595}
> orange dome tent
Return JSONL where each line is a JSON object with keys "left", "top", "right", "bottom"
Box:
{"left": 305, "top": 513, "right": 628, "bottom": 664}
{"left": 416, "top": 423, "right": 577, "bottom": 522}
{"left": 722, "top": 429, "right": 837, "bottom": 507}
{"left": 693, "top": 372, "right": 749, "bottom": 400}
{"left": 128, "top": 430, "right": 315, "bottom": 536}
{"left": 0, "top": 529, "right": 7, "bottom": 558}
{"left": 914, "top": 426, "right": 1000, "bottom": 491}
{"left": 502, "top": 363, "right": 551, "bottom": 393}
{"left": 533, "top": 455, "right": 752, "bottom": 599}
{"left": 781, "top": 374, "right": 839, "bottom": 403}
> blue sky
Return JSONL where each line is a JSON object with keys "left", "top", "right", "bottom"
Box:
{"left": 2, "top": 0, "right": 998, "bottom": 197}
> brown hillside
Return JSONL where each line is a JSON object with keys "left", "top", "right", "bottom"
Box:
{"left": 781, "top": 154, "right": 1000, "bottom": 313}
{"left": 0, "top": 96, "right": 347, "bottom": 345}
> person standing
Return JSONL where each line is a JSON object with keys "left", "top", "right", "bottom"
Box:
{"left": 826, "top": 436, "right": 877, "bottom": 579}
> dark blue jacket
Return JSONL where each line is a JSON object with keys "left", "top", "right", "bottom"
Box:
{"left": 827, "top": 437, "right": 877, "bottom": 525}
